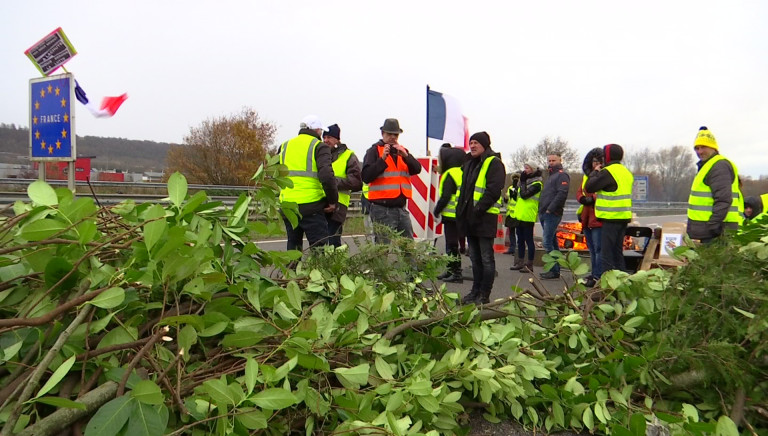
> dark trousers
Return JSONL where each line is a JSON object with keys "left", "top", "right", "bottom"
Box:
{"left": 369, "top": 203, "right": 413, "bottom": 244}
{"left": 516, "top": 222, "right": 535, "bottom": 261}
{"left": 283, "top": 211, "right": 329, "bottom": 251}
{"left": 467, "top": 236, "right": 495, "bottom": 292}
{"left": 505, "top": 226, "right": 517, "bottom": 252}
{"left": 443, "top": 219, "right": 461, "bottom": 274}
{"left": 540, "top": 213, "right": 562, "bottom": 273}
{"left": 327, "top": 218, "right": 343, "bottom": 247}
{"left": 584, "top": 226, "right": 603, "bottom": 278}
{"left": 600, "top": 221, "right": 627, "bottom": 273}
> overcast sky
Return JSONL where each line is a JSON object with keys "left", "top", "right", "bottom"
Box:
{"left": 2, "top": 1, "right": 767, "bottom": 177}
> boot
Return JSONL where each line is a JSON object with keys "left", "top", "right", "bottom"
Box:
{"left": 509, "top": 257, "right": 525, "bottom": 271}
{"left": 437, "top": 270, "right": 452, "bottom": 280}
{"left": 477, "top": 289, "right": 491, "bottom": 305}
{"left": 461, "top": 289, "right": 480, "bottom": 305}
{"left": 443, "top": 270, "right": 464, "bottom": 283}
{"left": 524, "top": 261, "right": 534, "bottom": 273}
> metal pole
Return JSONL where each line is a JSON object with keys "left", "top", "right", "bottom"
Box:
{"left": 425, "top": 84, "right": 430, "bottom": 156}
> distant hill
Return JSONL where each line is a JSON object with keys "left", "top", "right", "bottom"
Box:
{"left": 0, "top": 123, "right": 173, "bottom": 173}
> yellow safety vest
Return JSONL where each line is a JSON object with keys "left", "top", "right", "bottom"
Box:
{"left": 331, "top": 148, "right": 354, "bottom": 207}
{"left": 595, "top": 164, "right": 633, "bottom": 220}
{"left": 757, "top": 193, "right": 768, "bottom": 221}
{"left": 439, "top": 167, "right": 463, "bottom": 218}
{"left": 576, "top": 174, "right": 588, "bottom": 216}
{"left": 514, "top": 180, "right": 541, "bottom": 223}
{"left": 279, "top": 135, "right": 325, "bottom": 204}
{"left": 362, "top": 183, "right": 369, "bottom": 198}
{"left": 472, "top": 156, "right": 502, "bottom": 215}
{"left": 687, "top": 155, "right": 743, "bottom": 224}
{"left": 506, "top": 185, "right": 517, "bottom": 218}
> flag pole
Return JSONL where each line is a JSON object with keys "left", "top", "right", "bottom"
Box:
{"left": 425, "top": 84, "right": 430, "bottom": 156}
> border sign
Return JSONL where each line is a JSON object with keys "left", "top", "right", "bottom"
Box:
{"left": 633, "top": 175, "right": 648, "bottom": 202}
{"left": 30, "top": 73, "right": 76, "bottom": 162}
{"left": 25, "top": 27, "right": 77, "bottom": 76}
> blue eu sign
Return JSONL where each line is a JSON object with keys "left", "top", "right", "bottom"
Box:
{"left": 30, "top": 73, "right": 75, "bottom": 161}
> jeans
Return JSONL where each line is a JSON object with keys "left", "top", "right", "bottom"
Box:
{"left": 601, "top": 221, "right": 627, "bottom": 273}
{"left": 467, "top": 236, "right": 495, "bottom": 292}
{"left": 584, "top": 226, "right": 602, "bottom": 278}
{"left": 327, "top": 218, "right": 343, "bottom": 248}
{"left": 505, "top": 226, "right": 517, "bottom": 252}
{"left": 516, "top": 222, "right": 536, "bottom": 261}
{"left": 540, "top": 212, "right": 562, "bottom": 274}
{"left": 283, "top": 211, "right": 329, "bottom": 251}
{"left": 369, "top": 203, "right": 413, "bottom": 244}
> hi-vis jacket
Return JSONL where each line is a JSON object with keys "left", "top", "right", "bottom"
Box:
{"left": 595, "top": 164, "right": 633, "bottom": 220}
{"left": 687, "top": 155, "right": 743, "bottom": 225}
{"left": 439, "top": 167, "right": 463, "bottom": 218}
{"left": 279, "top": 135, "right": 325, "bottom": 204}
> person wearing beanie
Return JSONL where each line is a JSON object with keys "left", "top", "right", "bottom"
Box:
{"left": 433, "top": 144, "right": 468, "bottom": 283}
{"left": 686, "top": 126, "right": 743, "bottom": 242}
{"left": 585, "top": 144, "right": 633, "bottom": 275}
{"left": 537, "top": 153, "right": 571, "bottom": 279}
{"left": 503, "top": 172, "right": 521, "bottom": 255}
{"left": 323, "top": 124, "right": 362, "bottom": 247}
{"left": 278, "top": 115, "right": 338, "bottom": 252}
{"left": 361, "top": 118, "right": 422, "bottom": 243}
{"left": 509, "top": 163, "right": 543, "bottom": 273}
{"left": 576, "top": 148, "right": 604, "bottom": 287}
{"left": 455, "top": 131, "right": 506, "bottom": 304}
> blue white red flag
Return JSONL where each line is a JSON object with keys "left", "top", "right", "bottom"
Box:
{"left": 427, "top": 88, "right": 469, "bottom": 151}
{"left": 74, "top": 81, "right": 127, "bottom": 118}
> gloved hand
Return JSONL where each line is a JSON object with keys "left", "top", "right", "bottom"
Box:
{"left": 578, "top": 196, "right": 595, "bottom": 206}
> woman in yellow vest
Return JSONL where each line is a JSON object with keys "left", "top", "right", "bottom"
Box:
{"left": 455, "top": 132, "right": 506, "bottom": 305}
{"left": 433, "top": 144, "right": 466, "bottom": 283}
{"left": 509, "top": 163, "right": 542, "bottom": 273}
{"left": 503, "top": 173, "right": 521, "bottom": 255}
{"left": 585, "top": 144, "right": 633, "bottom": 274}
{"left": 323, "top": 124, "right": 362, "bottom": 247}
{"left": 686, "top": 126, "right": 743, "bottom": 243}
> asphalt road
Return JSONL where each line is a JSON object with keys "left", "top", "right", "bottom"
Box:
{"left": 257, "top": 215, "right": 687, "bottom": 302}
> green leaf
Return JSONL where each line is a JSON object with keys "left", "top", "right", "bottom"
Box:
{"left": 167, "top": 172, "right": 188, "bottom": 207}
{"left": 202, "top": 378, "right": 238, "bottom": 406}
{"left": 251, "top": 388, "right": 297, "bottom": 410}
{"left": 732, "top": 306, "right": 755, "bottom": 319}
{"left": 715, "top": 416, "right": 738, "bottom": 436}
{"left": 245, "top": 358, "right": 258, "bottom": 396}
{"left": 21, "top": 219, "right": 67, "bottom": 241}
{"left": 582, "top": 405, "right": 594, "bottom": 430}
{"left": 552, "top": 401, "right": 565, "bottom": 427}
{"left": 35, "top": 355, "right": 76, "bottom": 399}
{"left": 125, "top": 401, "right": 167, "bottom": 436}
{"left": 84, "top": 395, "right": 132, "bottom": 436}
{"left": 3, "top": 341, "right": 23, "bottom": 361}
{"left": 629, "top": 413, "right": 647, "bottom": 435}
{"left": 623, "top": 316, "right": 645, "bottom": 329}
{"left": 333, "top": 364, "right": 370, "bottom": 389}
{"left": 28, "top": 180, "right": 58, "bottom": 206}
{"left": 90, "top": 287, "right": 125, "bottom": 309}
{"left": 235, "top": 407, "right": 269, "bottom": 430}
{"left": 143, "top": 204, "right": 167, "bottom": 252}
{"left": 681, "top": 403, "right": 699, "bottom": 422}
{"left": 131, "top": 380, "right": 164, "bottom": 405}
{"left": 416, "top": 394, "right": 440, "bottom": 413}
{"left": 30, "top": 396, "right": 87, "bottom": 410}
{"left": 375, "top": 356, "right": 394, "bottom": 380}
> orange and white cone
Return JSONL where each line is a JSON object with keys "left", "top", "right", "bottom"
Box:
{"left": 493, "top": 213, "right": 507, "bottom": 253}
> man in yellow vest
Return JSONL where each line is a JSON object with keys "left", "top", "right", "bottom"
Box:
{"left": 433, "top": 143, "right": 466, "bottom": 283}
{"left": 278, "top": 115, "right": 338, "bottom": 251}
{"left": 585, "top": 144, "right": 633, "bottom": 274}
{"left": 455, "top": 132, "right": 506, "bottom": 305}
{"left": 361, "top": 118, "right": 422, "bottom": 243}
{"left": 686, "top": 126, "right": 743, "bottom": 243}
{"left": 503, "top": 173, "right": 521, "bottom": 255}
{"left": 323, "top": 124, "right": 362, "bottom": 247}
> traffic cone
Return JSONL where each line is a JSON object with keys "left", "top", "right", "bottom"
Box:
{"left": 493, "top": 213, "right": 507, "bottom": 253}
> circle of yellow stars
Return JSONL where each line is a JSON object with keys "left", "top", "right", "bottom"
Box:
{"left": 33, "top": 83, "right": 68, "bottom": 155}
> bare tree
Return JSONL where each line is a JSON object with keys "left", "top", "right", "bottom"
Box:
{"left": 165, "top": 108, "right": 276, "bottom": 185}
{"left": 507, "top": 136, "right": 579, "bottom": 173}
{"left": 653, "top": 145, "right": 695, "bottom": 201}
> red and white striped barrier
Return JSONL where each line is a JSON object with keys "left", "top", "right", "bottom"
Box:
{"left": 408, "top": 157, "right": 443, "bottom": 241}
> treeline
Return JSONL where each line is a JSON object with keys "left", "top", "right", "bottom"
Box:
{"left": 0, "top": 123, "right": 173, "bottom": 173}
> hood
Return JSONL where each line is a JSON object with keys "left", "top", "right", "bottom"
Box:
{"left": 438, "top": 146, "right": 466, "bottom": 172}
{"left": 744, "top": 196, "right": 763, "bottom": 219}
{"left": 603, "top": 143, "right": 624, "bottom": 164}
{"left": 582, "top": 147, "right": 604, "bottom": 174}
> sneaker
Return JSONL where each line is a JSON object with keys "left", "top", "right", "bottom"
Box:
{"left": 583, "top": 277, "right": 597, "bottom": 287}
{"left": 539, "top": 271, "right": 560, "bottom": 280}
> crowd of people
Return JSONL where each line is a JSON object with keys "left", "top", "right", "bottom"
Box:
{"left": 278, "top": 118, "right": 765, "bottom": 304}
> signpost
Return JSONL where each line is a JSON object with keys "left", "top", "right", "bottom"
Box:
{"left": 24, "top": 28, "right": 77, "bottom": 76}
{"left": 633, "top": 175, "right": 649, "bottom": 202}
{"left": 29, "top": 73, "right": 76, "bottom": 191}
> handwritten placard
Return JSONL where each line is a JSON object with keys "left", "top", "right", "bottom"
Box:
{"left": 25, "top": 27, "right": 77, "bottom": 76}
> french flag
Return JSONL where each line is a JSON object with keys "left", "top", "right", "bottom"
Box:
{"left": 74, "top": 81, "right": 128, "bottom": 118}
{"left": 427, "top": 87, "right": 469, "bottom": 151}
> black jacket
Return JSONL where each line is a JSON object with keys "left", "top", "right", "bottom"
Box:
{"left": 361, "top": 140, "right": 422, "bottom": 208}
{"left": 433, "top": 146, "right": 466, "bottom": 219}
{"left": 328, "top": 143, "right": 362, "bottom": 223}
{"left": 686, "top": 154, "right": 739, "bottom": 239}
{"left": 280, "top": 129, "right": 338, "bottom": 217}
{"left": 518, "top": 169, "right": 543, "bottom": 200}
{"left": 538, "top": 164, "right": 570, "bottom": 216}
{"left": 456, "top": 149, "right": 506, "bottom": 238}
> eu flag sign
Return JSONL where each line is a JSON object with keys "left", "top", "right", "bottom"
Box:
{"left": 30, "top": 73, "right": 76, "bottom": 161}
